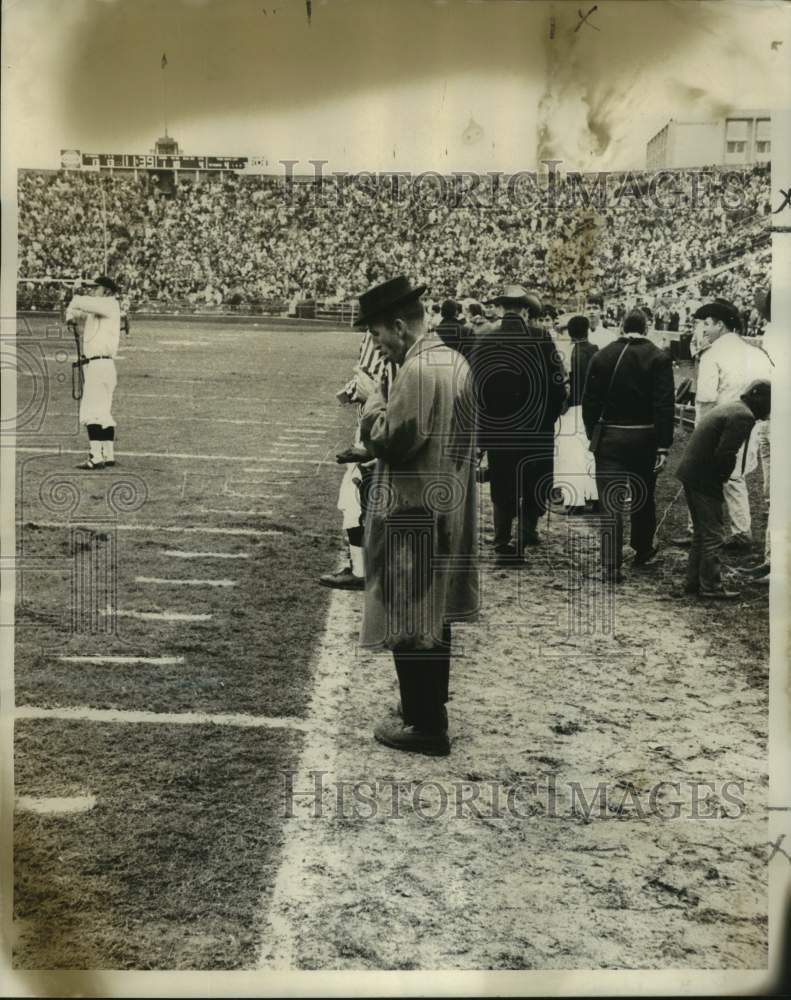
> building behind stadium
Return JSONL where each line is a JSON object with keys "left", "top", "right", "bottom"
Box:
{"left": 646, "top": 111, "right": 771, "bottom": 170}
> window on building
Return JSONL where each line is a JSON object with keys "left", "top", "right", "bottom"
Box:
{"left": 756, "top": 140, "right": 770, "bottom": 154}
{"left": 727, "top": 141, "right": 746, "bottom": 153}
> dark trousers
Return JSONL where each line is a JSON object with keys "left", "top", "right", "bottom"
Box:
{"left": 488, "top": 449, "right": 547, "bottom": 551}
{"left": 684, "top": 486, "right": 725, "bottom": 593}
{"left": 392, "top": 623, "right": 451, "bottom": 734}
{"left": 594, "top": 427, "right": 657, "bottom": 572}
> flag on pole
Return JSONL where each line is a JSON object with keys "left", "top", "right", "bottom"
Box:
{"left": 161, "top": 52, "right": 168, "bottom": 69}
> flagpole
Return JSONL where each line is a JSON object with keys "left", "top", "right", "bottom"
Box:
{"left": 161, "top": 53, "right": 168, "bottom": 137}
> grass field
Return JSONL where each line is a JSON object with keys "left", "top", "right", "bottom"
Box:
{"left": 12, "top": 317, "right": 772, "bottom": 971}
{"left": 13, "top": 316, "right": 360, "bottom": 968}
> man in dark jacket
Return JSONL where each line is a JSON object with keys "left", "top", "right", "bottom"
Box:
{"left": 469, "top": 285, "right": 566, "bottom": 565}
{"left": 582, "top": 308, "right": 675, "bottom": 581}
{"left": 676, "top": 380, "right": 771, "bottom": 599}
{"left": 435, "top": 299, "right": 475, "bottom": 359}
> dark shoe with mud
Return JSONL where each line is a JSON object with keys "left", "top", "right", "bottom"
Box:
{"left": 721, "top": 533, "right": 753, "bottom": 552}
{"left": 394, "top": 702, "right": 448, "bottom": 730}
{"left": 318, "top": 566, "right": 364, "bottom": 590}
{"left": 374, "top": 719, "right": 450, "bottom": 757}
{"left": 735, "top": 561, "right": 770, "bottom": 579}
{"left": 494, "top": 545, "right": 523, "bottom": 568}
{"left": 699, "top": 588, "right": 741, "bottom": 600}
{"left": 632, "top": 546, "right": 659, "bottom": 568}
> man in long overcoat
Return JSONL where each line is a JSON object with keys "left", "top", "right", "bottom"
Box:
{"left": 468, "top": 285, "right": 566, "bottom": 564}
{"left": 355, "top": 276, "right": 478, "bottom": 757}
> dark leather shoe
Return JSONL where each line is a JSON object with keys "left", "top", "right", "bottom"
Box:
{"left": 632, "top": 546, "right": 659, "bottom": 567}
{"left": 495, "top": 545, "right": 523, "bottom": 568}
{"left": 318, "top": 567, "right": 364, "bottom": 590}
{"left": 721, "top": 534, "right": 753, "bottom": 552}
{"left": 374, "top": 719, "right": 450, "bottom": 757}
{"left": 699, "top": 588, "right": 741, "bottom": 600}
{"left": 394, "top": 702, "right": 448, "bottom": 731}
{"left": 521, "top": 530, "right": 540, "bottom": 547}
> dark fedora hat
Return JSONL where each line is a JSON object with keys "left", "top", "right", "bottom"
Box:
{"left": 89, "top": 274, "right": 120, "bottom": 295}
{"left": 491, "top": 284, "right": 542, "bottom": 316}
{"left": 354, "top": 275, "right": 427, "bottom": 328}
{"left": 692, "top": 297, "right": 742, "bottom": 331}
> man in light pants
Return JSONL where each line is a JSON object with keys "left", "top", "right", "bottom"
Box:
{"left": 691, "top": 298, "right": 773, "bottom": 551}
{"left": 66, "top": 275, "right": 121, "bottom": 470}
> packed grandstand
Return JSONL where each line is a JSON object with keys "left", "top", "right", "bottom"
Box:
{"left": 17, "top": 163, "right": 771, "bottom": 335}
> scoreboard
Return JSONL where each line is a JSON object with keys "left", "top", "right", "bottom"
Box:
{"left": 61, "top": 150, "right": 249, "bottom": 171}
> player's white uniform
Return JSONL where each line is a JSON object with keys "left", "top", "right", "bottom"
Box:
{"left": 66, "top": 295, "right": 121, "bottom": 428}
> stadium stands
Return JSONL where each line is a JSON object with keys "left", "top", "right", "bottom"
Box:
{"left": 17, "top": 164, "right": 771, "bottom": 333}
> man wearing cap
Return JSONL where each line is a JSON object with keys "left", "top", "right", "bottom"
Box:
{"left": 675, "top": 380, "right": 771, "bottom": 599}
{"left": 692, "top": 298, "right": 774, "bottom": 551}
{"left": 65, "top": 275, "right": 121, "bottom": 469}
{"left": 468, "top": 285, "right": 566, "bottom": 564}
{"left": 582, "top": 308, "right": 675, "bottom": 582}
{"left": 355, "top": 276, "right": 478, "bottom": 757}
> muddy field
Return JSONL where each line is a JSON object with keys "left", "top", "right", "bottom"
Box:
{"left": 12, "top": 317, "right": 772, "bottom": 974}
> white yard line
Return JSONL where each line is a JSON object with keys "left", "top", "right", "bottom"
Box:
{"left": 161, "top": 550, "right": 250, "bottom": 560}
{"left": 16, "top": 446, "right": 331, "bottom": 465}
{"left": 59, "top": 655, "right": 185, "bottom": 665}
{"left": 200, "top": 507, "right": 274, "bottom": 516}
{"left": 257, "top": 576, "right": 360, "bottom": 968}
{"left": 16, "top": 794, "right": 96, "bottom": 815}
{"left": 135, "top": 576, "right": 237, "bottom": 588}
{"left": 17, "top": 521, "right": 284, "bottom": 538}
{"left": 104, "top": 610, "right": 213, "bottom": 622}
{"left": 15, "top": 705, "right": 309, "bottom": 731}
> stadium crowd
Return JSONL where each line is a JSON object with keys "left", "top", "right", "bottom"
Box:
{"left": 17, "top": 164, "right": 770, "bottom": 330}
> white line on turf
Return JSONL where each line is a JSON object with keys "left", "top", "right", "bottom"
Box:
{"left": 17, "top": 521, "right": 284, "bottom": 538}
{"left": 201, "top": 507, "right": 274, "bottom": 516}
{"left": 15, "top": 705, "right": 309, "bottom": 731}
{"left": 256, "top": 569, "right": 360, "bottom": 968}
{"left": 16, "top": 795, "right": 97, "bottom": 815}
{"left": 103, "top": 610, "right": 213, "bottom": 621}
{"left": 162, "top": 550, "right": 250, "bottom": 560}
{"left": 59, "top": 655, "right": 185, "bottom": 665}
{"left": 16, "top": 447, "right": 332, "bottom": 465}
{"left": 120, "top": 415, "right": 270, "bottom": 426}
{"left": 135, "top": 576, "right": 237, "bottom": 587}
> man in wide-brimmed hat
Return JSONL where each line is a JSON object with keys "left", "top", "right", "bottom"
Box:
{"left": 468, "top": 284, "right": 566, "bottom": 565}
{"left": 354, "top": 276, "right": 478, "bottom": 757}
{"left": 690, "top": 297, "right": 774, "bottom": 552}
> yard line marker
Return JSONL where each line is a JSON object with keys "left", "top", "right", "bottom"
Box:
{"left": 162, "top": 550, "right": 250, "bottom": 560}
{"left": 15, "top": 705, "right": 309, "bottom": 732}
{"left": 135, "top": 576, "right": 237, "bottom": 588}
{"left": 16, "top": 446, "right": 332, "bottom": 465}
{"left": 201, "top": 507, "right": 275, "bottom": 516}
{"left": 59, "top": 655, "right": 185, "bottom": 665}
{"left": 16, "top": 795, "right": 96, "bottom": 815}
{"left": 103, "top": 609, "right": 213, "bottom": 622}
{"left": 16, "top": 521, "right": 284, "bottom": 538}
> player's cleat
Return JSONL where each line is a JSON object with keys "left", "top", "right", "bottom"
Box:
{"left": 76, "top": 459, "right": 105, "bottom": 470}
{"left": 318, "top": 566, "right": 364, "bottom": 590}
{"left": 104, "top": 460, "right": 116, "bottom": 468}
